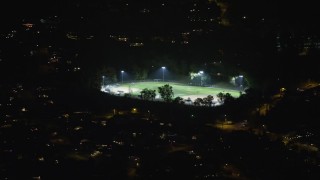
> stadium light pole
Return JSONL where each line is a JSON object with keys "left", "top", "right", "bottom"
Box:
{"left": 121, "top": 70, "right": 124, "bottom": 83}
{"left": 162, "top": 67, "right": 166, "bottom": 82}
{"left": 239, "top": 75, "right": 243, "bottom": 91}
{"left": 199, "top": 71, "right": 204, "bottom": 86}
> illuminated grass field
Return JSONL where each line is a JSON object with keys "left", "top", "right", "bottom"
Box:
{"left": 106, "top": 81, "right": 241, "bottom": 100}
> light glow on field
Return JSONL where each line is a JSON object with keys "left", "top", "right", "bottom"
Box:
{"left": 102, "top": 81, "right": 241, "bottom": 102}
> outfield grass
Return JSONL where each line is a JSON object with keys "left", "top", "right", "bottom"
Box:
{"left": 111, "top": 81, "right": 241, "bottom": 99}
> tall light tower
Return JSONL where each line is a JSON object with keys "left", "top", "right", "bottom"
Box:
{"left": 162, "top": 67, "right": 166, "bottom": 82}
{"left": 121, "top": 70, "right": 124, "bottom": 83}
{"left": 239, "top": 75, "right": 243, "bottom": 91}
{"left": 199, "top": 71, "right": 204, "bottom": 86}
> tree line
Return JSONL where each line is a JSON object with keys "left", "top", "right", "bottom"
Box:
{"left": 140, "top": 84, "right": 236, "bottom": 106}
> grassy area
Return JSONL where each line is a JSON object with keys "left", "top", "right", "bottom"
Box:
{"left": 111, "top": 81, "right": 241, "bottom": 99}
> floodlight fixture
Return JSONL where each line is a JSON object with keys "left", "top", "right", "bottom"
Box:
{"left": 162, "top": 67, "right": 166, "bottom": 81}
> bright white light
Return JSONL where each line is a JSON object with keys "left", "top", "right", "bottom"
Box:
{"left": 162, "top": 66, "right": 166, "bottom": 69}
{"left": 239, "top": 75, "right": 243, "bottom": 78}
{"left": 121, "top": 71, "right": 124, "bottom": 83}
{"left": 199, "top": 71, "right": 204, "bottom": 74}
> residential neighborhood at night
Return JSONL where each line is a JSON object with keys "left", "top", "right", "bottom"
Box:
{"left": 1, "top": 1, "right": 320, "bottom": 179}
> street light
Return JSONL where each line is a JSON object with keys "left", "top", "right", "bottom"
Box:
{"left": 162, "top": 67, "right": 166, "bottom": 82}
{"left": 121, "top": 70, "right": 124, "bottom": 83}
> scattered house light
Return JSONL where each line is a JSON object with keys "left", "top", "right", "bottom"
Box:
{"left": 130, "top": 42, "right": 144, "bottom": 47}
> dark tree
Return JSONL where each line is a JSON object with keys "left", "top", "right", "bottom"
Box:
{"left": 194, "top": 98, "right": 204, "bottom": 106}
{"left": 173, "top": 96, "right": 184, "bottom": 104}
{"left": 217, "top": 92, "right": 225, "bottom": 103}
{"left": 158, "top": 84, "right": 174, "bottom": 102}
{"left": 140, "top": 88, "right": 156, "bottom": 101}
{"left": 224, "top": 93, "right": 235, "bottom": 104}
{"left": 203, "top": 95, "right": 214, "bottom": 106}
